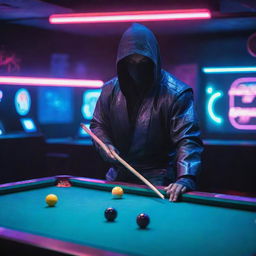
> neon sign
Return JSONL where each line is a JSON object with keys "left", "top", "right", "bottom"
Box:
{"left": 228, "top": 78, "right": 256, "bottom": 130}
{"left": 15, "top": 88, "right": 31, "bottom": 116}
{"left": 203, "top": 67, "right": 256, "bottom": 73}
{"left": 81, "top": 90, "right": 101, "bottom": 120}
{"left": 206, "top": 87, "right": 223, "bottom": 124}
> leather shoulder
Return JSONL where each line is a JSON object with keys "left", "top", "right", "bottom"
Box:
{"left": 102, "top": 76, "right": 118, "bottom": 89}
{"left": 101, "top": 77, "right": 118, "bottom": 97}
{"left": 160, "top": 70, "right": 192, "bottom": 96}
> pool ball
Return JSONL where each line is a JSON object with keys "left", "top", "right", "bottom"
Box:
{"left": 111, "top": 186, "right": 124, "bottom": 199}
{"left": 104, "top": 207, "right": 117, "bottom": 221}
{"left": 45, "top": 194, "right": 58, "bottom": 207}
{"left": 136, "top": 213, "right": 150, "bottom": 229}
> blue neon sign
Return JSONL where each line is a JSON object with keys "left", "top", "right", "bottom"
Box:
{"left": 203, "top": 66, "right": 256, "bottom": 73}
{"left": 206, "top": 87, "right": 223, "bottom": 124}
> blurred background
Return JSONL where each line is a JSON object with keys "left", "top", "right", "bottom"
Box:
{"left": 0, "top": 0, "right": 255, "bottom": 196}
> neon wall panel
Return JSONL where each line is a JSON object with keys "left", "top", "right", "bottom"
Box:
{"left": 81, "top": 89, "right": 101, "bottom": 120}
{"left": 38, "top": 87, "right": 74, "bottom": 124}
{"left": 0, "top": 86, "right": 37, "bottom": 133}
{"left": 228, "top": 78, "right": 256, "bottom": 130}
{"left": 200, "top": 67, "right": 256, "bottom": 141}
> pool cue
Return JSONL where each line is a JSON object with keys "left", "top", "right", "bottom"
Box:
{"left": 80, "top": 123, "right": 165, "bottom": 199}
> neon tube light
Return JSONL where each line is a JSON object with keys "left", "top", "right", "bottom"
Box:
{"left": 228, "top": 77, "right": 256, "bottom": 130}
{"left": 203, "top": 67, "right": 256, "bottom": 73}
{"left": 229, "top": 86, "right": 256, "bottom": 96}
{"left": 208, "top": 92, "right": 223, "bottom": 124}
{"left": 49, "top": 9, "right": 211, "bottom": 24}
{"left": 229, "top": 107, "right": 256, "bottom": 118}
{"left": 0, "top": 76, "right": 103, "bottom": 88}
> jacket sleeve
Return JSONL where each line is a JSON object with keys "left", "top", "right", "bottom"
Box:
{"left": 90, "top": 85, "right": 114, "bottom": 152}
{"left": 169, "top": 89, "right": 204, "bottom": 180}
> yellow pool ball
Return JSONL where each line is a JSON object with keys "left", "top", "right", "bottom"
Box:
{"left": 45, "top": 194, "right": 58, "bottom": 207}
{"left": 112, "top": 186, "right": 124, "bottom": 199}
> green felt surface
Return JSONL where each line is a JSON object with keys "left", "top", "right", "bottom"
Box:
{"left": 0, "top": 185, "right": 255, "bottom": 256}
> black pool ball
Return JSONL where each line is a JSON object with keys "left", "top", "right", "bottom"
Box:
{"left": 136, "top": 213, "right": 150, "bottom": 229}
{"left": 104, "top": 207, "right": 117, "bottom": 221}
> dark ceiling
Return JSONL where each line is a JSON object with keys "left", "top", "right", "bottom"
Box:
{"left": 0, "top": 0, "right": 256, "bottom": 36}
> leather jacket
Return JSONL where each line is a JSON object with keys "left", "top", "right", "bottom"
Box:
{"left": 90, "top": 23, "right": 203, "bottom": 186}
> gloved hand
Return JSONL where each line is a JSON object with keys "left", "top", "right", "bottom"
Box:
{"left": 164, "top": 176, "right": 196, "bottom": 202}
{"left": 99, "top": 144, "right": 120, "bottom": 164}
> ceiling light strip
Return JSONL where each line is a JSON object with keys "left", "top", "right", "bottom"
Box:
{"left": 49, "top": 9, "right": 211, "bottom": 24}
{"left": 0, "top": 76, "right": 103, "bottom": 88}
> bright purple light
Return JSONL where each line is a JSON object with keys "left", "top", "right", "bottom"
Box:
{"left": 228, "top": 78, "right": 256, "bottom": 130}
{"left": 49, "top": 9, "right": 211, "bottom": 24}
{"left": 229, "top": 86, "right": 256, "bottom": 96}
{"left": 229, "top": 107, "right": 256, "bottom": 117}
{"left": 0, "top": 76, "right": 103, "bottom": 88}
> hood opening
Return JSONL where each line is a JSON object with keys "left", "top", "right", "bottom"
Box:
{"left": 116, "top": 23, "right": 162, "bottom": 98}
{"left": 116, "top": 23, "right": 162, "bottom": 124}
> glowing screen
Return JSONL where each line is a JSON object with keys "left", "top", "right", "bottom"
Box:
{"left": 20, "top": 118, "right": 37, "bottom": 133}
{"left": 38, "top": 87, "right": 73, "bottom": 124}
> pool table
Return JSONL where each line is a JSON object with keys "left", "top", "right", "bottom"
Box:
{"left": 0, "top": 175, "right": 255, "bottom": 256}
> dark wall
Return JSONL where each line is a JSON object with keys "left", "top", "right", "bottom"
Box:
{"left": 2, "top": 24, "right": 255, "bottom": 95}
{"left": 199, "top": 145, "right": 256, "bottom": 194}
{"left": 2, "top": 24, "right": 255, "bottom": 104}
{"left": 1, "top": 24, "right": 255, "bottom": 194}
{"left": 0, "top": 135, "right": 47, "bottom": 183}
{"left": 2, "top": 24, "right": 254, "bottom": 78}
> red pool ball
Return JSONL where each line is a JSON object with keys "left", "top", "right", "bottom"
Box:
{"left": 136, "top": 213, "right": 150, "bottom": 229}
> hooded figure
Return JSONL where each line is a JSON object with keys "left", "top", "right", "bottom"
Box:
{"left": 90, "top": 23, "right": 203, "bottom": 200}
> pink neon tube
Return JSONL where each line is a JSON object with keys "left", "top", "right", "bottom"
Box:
{"left": 49, "top": 9, "right": 211, "bottom": 24}
{"left": 0, "top": 76, "right": 103, "bottom": 88}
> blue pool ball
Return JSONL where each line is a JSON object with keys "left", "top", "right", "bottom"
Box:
{"left": 104, "top": 207, "right": 117, "bottom": 221}
{"left": 136, "top": 213, "right": 150, "bottom": 229}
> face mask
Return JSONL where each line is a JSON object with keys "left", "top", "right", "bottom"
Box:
{"left": 126, "top": 59, "right": 154, "bottom": 87}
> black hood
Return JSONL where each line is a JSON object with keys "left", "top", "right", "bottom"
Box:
{"left": 116, "top": 23, "right": 162, "bottom": 99}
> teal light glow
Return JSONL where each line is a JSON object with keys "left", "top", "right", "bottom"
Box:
{"left": 20, "top": 118, "right": 37, "bottom": 132}
{"left": 202, "top": 67, "right": 256, "bottom": 73}
{"left": 15, "top": 88, "right": 31, "bottom": 116}
{"left": 207, "top": 91, "right": 223, "bottom": 124}
{"left": 81, "top": 89, "right": 101, "bottom": 120}
{"left": 79, "top": 123, "right": 90, "bottom": 137}
{"left": 207, "top": 87, "right": 213, "bottom": 94}
{"left": 0, "top": 121, "right": 4, "bottom": 135}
